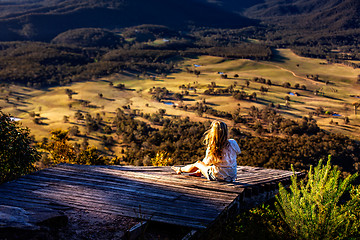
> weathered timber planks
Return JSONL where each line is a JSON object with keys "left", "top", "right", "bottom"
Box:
{"left": 0, "top": 164, "right": 301, "bottom": 231}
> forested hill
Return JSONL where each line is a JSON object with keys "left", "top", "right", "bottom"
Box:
{"left": 0, "top": 0, "right": 257, "bottom": 41}
{"left": 243, "top": 0, "right": 360, "bottom": 31}
{"left": 195, "top": 0, "right": 265, "bottom": 14}
{"left": 198, "top": 0, "right": 360, "bottom": 32}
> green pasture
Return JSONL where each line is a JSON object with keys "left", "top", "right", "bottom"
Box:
{"left": 1, "top": 48, "right": 360, "bottom": 151}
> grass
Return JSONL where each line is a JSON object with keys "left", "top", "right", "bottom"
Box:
{"left": 1, "top": 48, "right": 360, "bottom": 155}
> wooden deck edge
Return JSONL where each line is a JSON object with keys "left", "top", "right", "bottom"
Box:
{"left": 181, "top": 230, "right": 198, "bottom": 240}
{"left": 188, "top": 176, "right": 300, "bottom": 239}
{"left": 124, "top": 221, "right": 148, "bottom": 240}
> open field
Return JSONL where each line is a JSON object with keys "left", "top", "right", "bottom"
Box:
{"left": 1, "top": 49, "right": 360, "bottom": 155}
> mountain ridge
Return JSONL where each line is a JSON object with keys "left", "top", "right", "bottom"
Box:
{"left": 243, "top": 0, "right": 360, "bottom": 30}
{"left": 0, "top": 0, "right": 256, "bottom": 41}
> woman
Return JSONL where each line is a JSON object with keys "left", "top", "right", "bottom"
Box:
{"left": 171, "top": 120, "right": 240, "bottom": 182}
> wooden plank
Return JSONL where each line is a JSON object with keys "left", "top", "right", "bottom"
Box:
{"left": 0, "top": 181, "right": 43, "bottom": 191}
{"left": 0, "top": 196, "right": 207, "bottom": 229}
{"left": 53, "top": 165, "right": 245, "bottom": 194}
{"left": 32, "top": 187, "right": 223, "bottom": 218}
{"left": 6, "top": 179, "right": 232, "bottom": 211}
{"left": 44, "top": 166, "right": 231, "bottom": 195}
{"left": 235, "top": 172, "right": 295, "bottom": 182}
{"left": 103, "top": 165, "right": 297, "bottom": 187}
{"left": 236, "top": 175, "right": 294, "bottom": 185}
{"left": 23, "top": 174, "right": 181, "bottom": 201}
{"left": 5, "top": 174, "right": 233, "bottom": 213}
{"left": 42, "top": 167, "right": 241, "bottom": 199}
{"left": 22, "top": 172, "right": 236, "bottom": 204}
{"left": 34, "top": 191, "right": 218, "bottom": 222}
{"left": 30, "top": 190, "right": 215, "bottom": 228}
{"left": 42, "top": 164, "right": 291, "bottom": 198}
{"left": 0, "top": 198, "right": 56, "bottom": 211}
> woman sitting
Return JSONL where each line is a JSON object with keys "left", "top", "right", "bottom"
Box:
{"left": 171, "top": 120, "right": 241, "bottom": 182}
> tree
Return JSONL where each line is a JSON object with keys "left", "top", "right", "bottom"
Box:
{"left": 65, "top": 89, "right": 73, "bottom": 99}
{"left": 42, "top": 129, "right": 106, "bottom": 165}
{"left": 282, "top": 82, "right": 291, "bottom": 88}
{"left": 63, "top": 115, "right": 69, "bottom": 123}
{"left": 0, "top": 112, "right": 40, "bottom": 183}
{"left": 173, "top": 93, "right": 183, "bottom": 101}
{"left": 194, "top": 70, "right": 201, "bottom": 77}
{"left": 116, "top": 83, "right": 125, "bottom": 89}
{"left": 158, "top": 109, "right": 166, "bottom": 116}
{"left": 260, "top": 86, "right": 268, "bottom": 93}
{"left": 68, "top": 126, "right": 80, "bottom": 136}
{"left": 276, "top": 157, "right": 360, "bottom": 240}
{"left": 74, "top": 111, "right": 84, "bottom": 120}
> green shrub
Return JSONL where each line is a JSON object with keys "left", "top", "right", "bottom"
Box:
{"left": 0, "top": 112, "right": 40, "bottom": 184}
{"left": 224, "top": 203, "right": 289, "bottom": 240}
{"left": 41, "top": 129, "right": 107, "bottom": 165}
{"left": 276, "top": 156, "right": 360, "bottom": 240}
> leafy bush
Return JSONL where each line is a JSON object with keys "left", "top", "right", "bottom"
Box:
{"left": 151, "top": 151, "right": 173, "bottom": 166}
{"left": 0, "top": 112, "right": 40, "bottom": 184}
{"left": 276, "top": 157, "right": 360, "bottom": 240}
{"left": 41, "top": 129, "right": 107, "bottom": 165}
{"left": 224, "top": 203, "right": 289, "bottom": 240}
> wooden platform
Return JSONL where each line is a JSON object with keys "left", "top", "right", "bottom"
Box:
{"left": 0, "top": 164, "right": 301, "bottom": 231}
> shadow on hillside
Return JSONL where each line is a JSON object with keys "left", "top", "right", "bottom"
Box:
{"left": 270, "top": 49, "right": 290, "bottom": 63}
{"left": 322, "top": 95, "right": 344, "bottom": 101}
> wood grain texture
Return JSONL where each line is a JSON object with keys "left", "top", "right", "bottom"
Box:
{"left": 0, "top": 164, "right": 302, "bottom": 229}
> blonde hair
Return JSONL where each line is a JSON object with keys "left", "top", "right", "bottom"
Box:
{"left": 203, "top": 120, "right": 229, "bottom": 163}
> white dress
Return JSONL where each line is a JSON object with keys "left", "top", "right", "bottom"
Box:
{"left": 202, "top": 139, "right": 241, "bottom": 182}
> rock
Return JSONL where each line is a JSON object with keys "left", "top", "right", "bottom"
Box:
{"left": 0, "top": 205, "right": 68, "bottom": 240}
{"left": 0, "top": 205, "right": 39, "bottom": 230}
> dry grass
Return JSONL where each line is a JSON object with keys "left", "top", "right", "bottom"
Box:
{"left": 1, "top": 48, "right": 360, "bottom": 150}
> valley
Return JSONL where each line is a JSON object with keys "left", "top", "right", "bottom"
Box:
{"left": 1, "top": 49, "right": 359, "bottom": 160}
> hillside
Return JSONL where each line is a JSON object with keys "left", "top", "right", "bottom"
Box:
{"left": 0, "top": 0, "right": 257, "bottom": 41}
{"left": 197, "top": 0, "right": 265, "bottom": 14}
{"left": 1, "top": 47, "right": 359, "bottom": 173}
{"left": 244, "top": 0, "right": 360, "bottom": 31}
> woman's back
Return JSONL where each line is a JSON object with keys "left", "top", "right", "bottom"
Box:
{"left": 206, "top": 139, "right": 241, "bottom": 182}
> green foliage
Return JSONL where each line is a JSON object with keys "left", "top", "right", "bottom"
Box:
{"left": 151, "top": 151, "right": 173, "bottom": 166}
{"left": 113, "top": 108, "right": 208, "bottom": 165}
{"left": 237, "top": 132, "right": 360, "bottom": 175}
{"left": 110, "top": 107, "right": 359, "bottom": 173}
{"left": 51, "top": 28, "right": 125, "bottom": 48}
{"left": 223, "top": 203, "right": 289, "bottom": 240}
{"left": 276, "top": 156, "right": 360, "bottom": 240}
{"left": 41, "top": 129, "right": 107, "bottom": 165}
{"left": 0, "top": 112, "right": 40, "bottom": 184}
{"left": 0, "top": 42, "right": 178, "bottom": 87}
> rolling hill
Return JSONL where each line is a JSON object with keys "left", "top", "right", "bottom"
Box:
{"left": 243, "top": 0, "right": 360, "bottom": 31}
{"left": 0, "top": 0, "right": 257, "bottom": 41}
{"left": 199, "top": 0, "right": 360, "bottom": 31}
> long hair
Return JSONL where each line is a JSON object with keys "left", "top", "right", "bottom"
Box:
{"left": 203, "top": 120, "right": 229, "bottom": 163}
